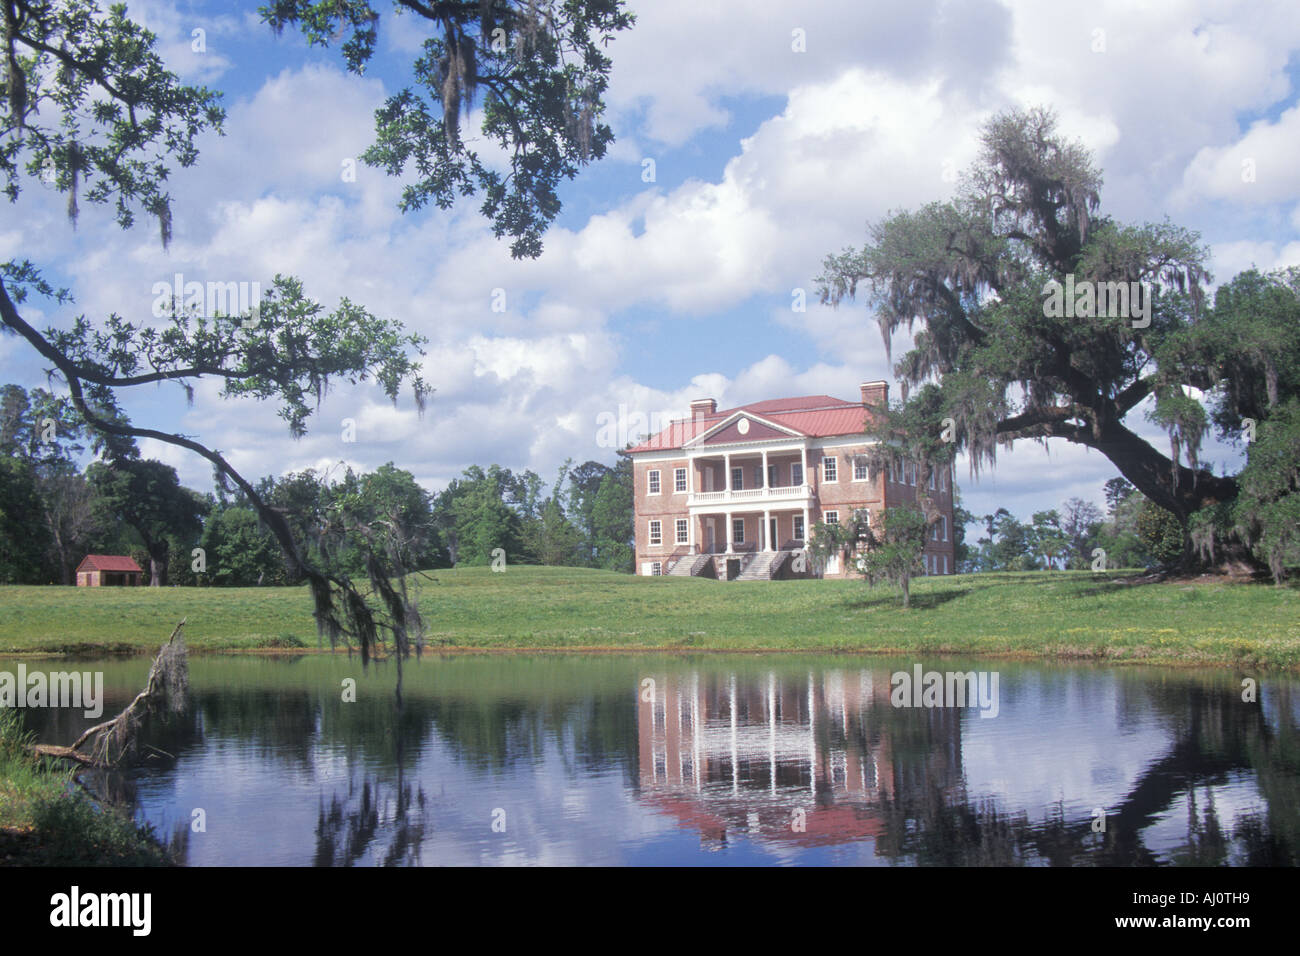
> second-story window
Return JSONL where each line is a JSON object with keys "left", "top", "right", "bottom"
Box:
{"left": 854, "top": 458, "right": 868, "bottom": 481}
{"left": 822, "top": 456, "right": 837, "bottom": 482}
{"left": 731, "top": 466, "right": 743, "bottom": 490}
{"left": 648, "top": 470, "right": 660, "bottom": 494}
{"left": 674, "top": 467, "right": 687, "bottom": 493}
{"left": 791, "top": 462, "right": 804, "bottom": 486}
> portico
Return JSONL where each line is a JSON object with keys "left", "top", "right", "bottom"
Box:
{"left": 682, "top": 423, "right": 812, "bottom": 555}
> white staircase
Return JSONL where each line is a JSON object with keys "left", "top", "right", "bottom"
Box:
{"left": 736, "top": 551, "right": 782, "bottom": 580}
{"left": 668, "top": 554, "right": 711, "bottom": 577}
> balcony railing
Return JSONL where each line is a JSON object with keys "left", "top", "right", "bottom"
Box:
{"left": 687, "top": 484, "right": 814, "bottom": 508}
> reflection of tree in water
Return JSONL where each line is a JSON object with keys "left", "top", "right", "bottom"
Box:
{"left": 313, "top": 774, "right": 428, "bottom": 866}
{"left": 871, "top": 677, "right": 1299, "bottom": 865}
{"left": 313, "top": 685, "right": 429, "bottom": 867}
{"left": 426, "top": 696, "right": 638, "bottom": 783}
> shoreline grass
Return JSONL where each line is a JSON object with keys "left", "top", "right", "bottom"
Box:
{"left": 0, "top": 710, "right": 171, "bottom": 866}
{"left": 0, "top": 566, "right": 1297, "bottom": 669}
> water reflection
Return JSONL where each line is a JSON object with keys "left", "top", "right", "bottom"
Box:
{"left": 6, "top": 656, "right": 1297, "bottom": 866}
{"left": 633, "top": 668, "right": 1299, "bottom": 865}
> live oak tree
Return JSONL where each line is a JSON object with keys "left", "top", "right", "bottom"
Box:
{"left": 1, "top": 1, "right": 634, "bottom": 660}
{"left": 86, "top": 457, "right": 207, "bottom": 586}
{"left": 0, "top": 383, "right": 101, "bottom": 582}
{"left": 817, "top": 107, "right": 1296, "bottom": 574}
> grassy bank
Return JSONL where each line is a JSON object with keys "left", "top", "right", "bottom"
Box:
{"left": 0, "top": 710, "right": 170, "bottom": 866}
{"left": 0, "top": 567, "right": 1297, "bottom": 668}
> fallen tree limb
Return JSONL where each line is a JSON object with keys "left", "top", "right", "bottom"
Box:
{"left": 29, "top": 619, "right": 190, "bottom": 769}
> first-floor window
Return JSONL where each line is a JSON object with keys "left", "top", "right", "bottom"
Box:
{"left": 854, "top": 508, "right": 870, "bottom": 539}
{"left": 675, "top": 518, "right": 688, "bottom": 544}
{"left": 649, "top": 520, "right": 662, "bottom": 546}
{"left": 824, "top": 510, "right": 839, "bottom": 525}
{"left": 733, "top": 518, "right": 745, "bottom": 544}
{"left": 794, "top": 515, "right": 805, "bottom": 540}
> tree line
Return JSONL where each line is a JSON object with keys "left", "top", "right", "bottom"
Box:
{"left": 0, "top": 382, "right": 634, "bottom": 586}
{"left": 957, "top": 478, "right": 1185, "bottom": 573}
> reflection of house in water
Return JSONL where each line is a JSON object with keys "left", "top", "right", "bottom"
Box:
{"left": 636, "top": 670, "right": 962, "bottom": 850}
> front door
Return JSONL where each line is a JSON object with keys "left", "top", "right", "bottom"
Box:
{"left": 769, "top": 517, "right": 778, "bottom": 550}
{"left": 706, "top": 524, "right": 714, "bottom": 554}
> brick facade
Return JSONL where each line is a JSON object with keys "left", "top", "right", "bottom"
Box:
{"left": 626, "top": 384, "right": 956, "bottom": 579}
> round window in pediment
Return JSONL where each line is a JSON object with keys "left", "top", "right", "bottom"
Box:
{"left": 737, "top": 418, "right": 750, "bottom": 435}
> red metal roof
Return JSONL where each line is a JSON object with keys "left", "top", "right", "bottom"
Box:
{"left": 626, "top": 394, "right": 874, "bottom": 453}
{"left": 76, "top": 554, "right": 144, "bottom": 573}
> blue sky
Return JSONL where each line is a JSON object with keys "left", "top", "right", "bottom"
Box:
{"left": 3, "top": 0, "right": 1300, "bottom": 531}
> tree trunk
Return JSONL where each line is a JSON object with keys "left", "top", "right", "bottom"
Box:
{"left": 1092, "top": 419, "right": 1238, "bottom": 523}
{"left": 142, "top": 537, "right": 168, "bottom": 586}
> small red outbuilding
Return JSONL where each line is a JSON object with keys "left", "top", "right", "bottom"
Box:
{"left": 75, "top": 554, "right": 145, "bottom": 587}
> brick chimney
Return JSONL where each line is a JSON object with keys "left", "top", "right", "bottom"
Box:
{"left": 690, "top": 398, "right": 717, "bottom": 420}
{"left": 860, "top": 381, "right": 888, "bottom": 409}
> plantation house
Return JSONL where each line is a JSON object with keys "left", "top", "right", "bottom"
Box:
{"left": 626, "top": 382, "right": 955, "bottom": 580}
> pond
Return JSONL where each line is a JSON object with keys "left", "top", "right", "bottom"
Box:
{"left": 6, "top": 653, "right": 1298, "bottom": 866}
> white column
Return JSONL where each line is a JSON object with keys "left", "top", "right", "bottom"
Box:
{"left": 768, "top": 672, "right": 777, "bottom": 796}
{"left": 725, "top": 453, "right": 732, "bottom": 490}
{"left": 726, "top": 511, "right": 733, "bottom": 553}
{"left": 764, "top": 509, "right": 771, "bottom": 551}
{"left": 730, "top": 674, "right": 739, "bottom": 796}
{"left": 808, "top": 671, "right": 816, "bottom": 797}
{"left": 761, "top": 448, "right": 769, "bottom": 488}
{"left": 802, "top": 506, "right": 809, "bottom": 543}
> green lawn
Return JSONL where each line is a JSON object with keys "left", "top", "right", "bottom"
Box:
{"left": 0, "top": 566, "right": 1297, "bottom": 667}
